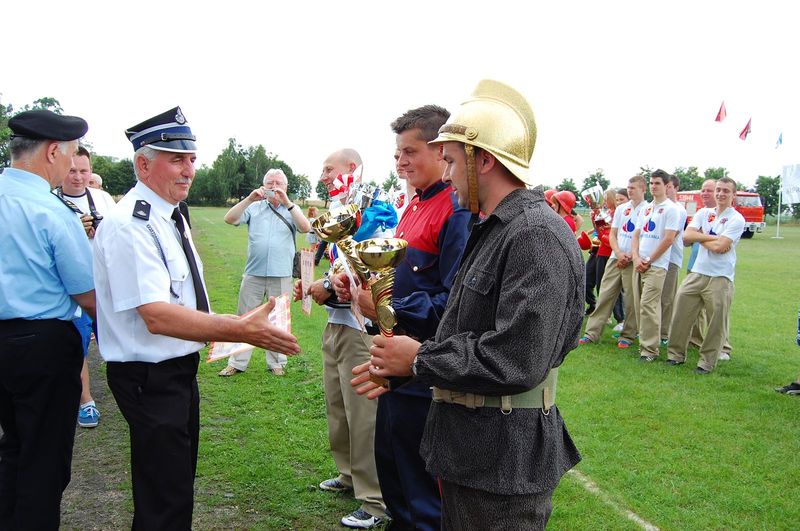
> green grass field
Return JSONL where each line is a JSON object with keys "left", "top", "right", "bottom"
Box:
{"left": 66, "top": 208, "right": 800, "bottom": 529}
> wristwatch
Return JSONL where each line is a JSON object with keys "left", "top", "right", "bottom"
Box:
{"left": 411, "top": 356, "right": 418, "bottom": 376}
{"left": 322, "top": 278, "right": 334, "bottom": 293}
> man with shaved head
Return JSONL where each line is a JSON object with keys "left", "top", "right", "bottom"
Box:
{"left": 294, "top": 149, "right": 388, "bottom": 528}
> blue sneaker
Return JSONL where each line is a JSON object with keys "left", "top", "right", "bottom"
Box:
{"left": 78, "top": 404, "right": 100, "bottom": 428}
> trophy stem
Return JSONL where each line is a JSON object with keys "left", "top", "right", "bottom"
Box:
{"left": 336, "top": 237, "right": 372, "bottom": 286}
{"left": 369, "top": 270, "right": 397, "bottom": 388}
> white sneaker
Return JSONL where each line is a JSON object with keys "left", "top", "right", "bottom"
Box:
{"left": 718, "top": 352, "right": 731, "bottom": 361}
{"left": 613, "top": 322, "right": 624, "bottom": 332}
{"left": 341, "top": 509, "right": 385, "bottom": 529}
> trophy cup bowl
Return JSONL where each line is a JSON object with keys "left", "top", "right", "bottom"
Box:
{"left": 356, "top": 238, "right": 408, "bottom": 388}
{"left": 580, "top": 184, "right": 612, "bottom": 227}
{"left": 580, "top": 184, "right": 604, "bottom": 210}
{"left": 311, "top": 204, "right": 370, "bottom": 284}
{"left": 312, "top": 203, "right": 360, "bottom": 243}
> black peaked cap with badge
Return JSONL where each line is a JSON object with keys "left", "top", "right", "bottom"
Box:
{"left": 125, "top": 106, "right": 197, "bottom": 153}
{"left": 9, "top": 110, "right": 88, "bottom": 141}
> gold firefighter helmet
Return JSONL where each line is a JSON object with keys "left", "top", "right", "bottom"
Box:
{"left": 430, "top": 80, "right": 536, "bottom": 213}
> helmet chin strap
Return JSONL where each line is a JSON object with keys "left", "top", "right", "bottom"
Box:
{"left": 464, "top": 144, "right": 480, "bottom": 214}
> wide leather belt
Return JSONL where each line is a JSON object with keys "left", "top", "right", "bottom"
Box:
{"left": 432, "top": 368, "right": 558, "bottom": 414}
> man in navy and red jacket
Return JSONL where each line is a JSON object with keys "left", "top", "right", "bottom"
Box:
{"left": 351, "top": 105, "right": 472, "bottom": 530}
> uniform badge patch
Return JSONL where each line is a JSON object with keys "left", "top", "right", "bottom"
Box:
{"left": 133, "top": 200, "right": 151, "bottom": 220}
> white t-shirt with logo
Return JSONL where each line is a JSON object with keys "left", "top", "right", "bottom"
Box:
{"left": 611, "top": 200, "right": 645, "bottom": 258}
{"left": 689, "top": 206, "right": 745, "bottom": 282}
{"left": 669, "top": 200, "right": 688, "bottom": 267}
{"left": 634, "top": 199, "right": 681, "bottom": 271}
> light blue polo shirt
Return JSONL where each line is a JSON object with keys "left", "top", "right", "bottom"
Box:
{"left": 240, "top": 201, "right": 296, "bottom": 277}
{"left": 0, "top": 168, "right": 94, "bottom": 320}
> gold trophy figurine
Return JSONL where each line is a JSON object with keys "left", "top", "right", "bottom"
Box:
{"left": 311, "top": 204, "right": 370, "bottom": 284}
{"left": 356, "top": 238, "right": 408, "bottom": 388}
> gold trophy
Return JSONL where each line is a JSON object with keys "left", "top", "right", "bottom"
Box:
{"left": 356, "top": 238, "right": 408, "bottom": 388}
{"left": 311, "top": 204, "right": 370, "bottom": 284}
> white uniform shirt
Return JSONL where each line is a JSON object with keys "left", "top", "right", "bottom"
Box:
{"left": 611, "top": 199, "right": 645, "bottom": 258}
{"left": 688, "top": 206, "right": 745, "bottom": 282}
{"left": 669, "top": 200, "right": 688, "bottom": 267}
{"left": 634, "top": 199, "right": 681, "bottom": 271}
{"left": 93, "top": 181, "right": 207, "bottom": 362}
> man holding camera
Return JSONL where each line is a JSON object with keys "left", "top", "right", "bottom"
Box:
{"left": 56, "top": 145, "right": 116, "bottom": 428}
{"left": 219, "top": 169, "right": 311, "bottom": 376}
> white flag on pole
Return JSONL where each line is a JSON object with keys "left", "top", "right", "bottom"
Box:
{"left": 781, "top": 164, "right": 800, "bottom": 204}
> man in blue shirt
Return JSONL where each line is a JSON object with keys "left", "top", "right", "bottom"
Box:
{"left": 219, "top": 169, "right": 311, "bottom": 376}
{"left": 0, "top": 109, "right": 96, "bottom": 529}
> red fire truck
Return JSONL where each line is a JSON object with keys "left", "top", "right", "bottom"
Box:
{"left": 675, "top": 190, "right": 766, "bottom": 238}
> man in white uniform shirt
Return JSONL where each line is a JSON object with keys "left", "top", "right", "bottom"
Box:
{"left": 667, "top": 177, "right": 745, "bottom": 374}
{"left": 631, "top": 170, "right": 680, "bottom": 362}
{"left": 659, "top": 174, "right": 687, "bottom": 345}
{"left": 93, "top": 107, "right": 300, "bottom": 529}
{"left": 580, "top": 175, "right": 646, "bottom": 348}
{"left": 57, "top": 146, "right": 117, "bottom": 428}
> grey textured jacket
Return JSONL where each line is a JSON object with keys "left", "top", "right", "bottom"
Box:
{"left": 415, "top": 186, "right": 584, "bottom": 495}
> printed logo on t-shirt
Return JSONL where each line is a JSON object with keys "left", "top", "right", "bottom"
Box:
{"left": 645, "top": 207, "right": 652, "bottom": 216}
{"left": 707, "top": 212, "right": 716, "bottom": 223}
{"left": 623, "top": 219, "right": 636, "bottom": 233}
{"left": 624, "top": 207, "right": 631, "bottom": 216}
{"left": 642, "top": 218, "right": 657, "bottom": 233}
{"left": 658, "top": 207, "right": 664, "bottom": 214}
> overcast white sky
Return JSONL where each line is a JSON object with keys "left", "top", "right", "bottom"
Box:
{"left": 4, "top": 1, "right": 798, "bottom": 191}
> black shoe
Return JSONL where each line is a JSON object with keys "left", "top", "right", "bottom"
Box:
{"left": 665, "top": 359, "right": 684, "bottom": 366}
{"left": 693, "top": 367, "right": 711, "bottom": 375}
{"left": 775, "top": 382, "right": 800, "bottom": 395}
{"left": 639, "top": 355, "right": 656, "bottom": 363}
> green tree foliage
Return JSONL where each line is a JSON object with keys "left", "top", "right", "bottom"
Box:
{"left": 1, "top": 96, "right": 64, "bottom": 167}
{"left": 91, "top": 155, "right": 135, "bottom": 197}
{"left": 556, "top": 178, "right": 579, "bottom": 197}
{"left": 316, "top": 180, "right": 330, "bottom": 208}
{"left": 580, "top": 169, "right": 610, "bottom": 193}
{"left": 187, "top": 138, "right": 299, "bottom": 206}
{"left": 0, "top": 100, "right": 12, "bottom": 168}
{"left": 673, "top": 166, "right": 704, "bottom": 191}
{"left": 704, "top": 167, "right": 729, "bottom": 181}
{"left": 755, "top": 175, "right": 782, "bottom": 216}
{"left": 383, "top": 171, "right": 400, "bottom": 192}
{"left": 293, "top": 174, "right": 312, "bottom": 205}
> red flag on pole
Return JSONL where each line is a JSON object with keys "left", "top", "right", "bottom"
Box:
{"left": 715, "top": 101, "right": 727, "bottom": 122}
{"left": 739, "top": 118, "right": 752, "bottom": 141}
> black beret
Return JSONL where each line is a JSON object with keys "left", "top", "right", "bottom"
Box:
{"left": 8, "top": 110, "right": 88, "bottom": 141}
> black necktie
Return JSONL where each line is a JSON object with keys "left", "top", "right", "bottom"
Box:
{"left": 171, "top": 208, "right": 209, "bottom": 313}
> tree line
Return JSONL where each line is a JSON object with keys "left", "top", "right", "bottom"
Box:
{"left": 1, "top": 96, "right": 798, "bottom": 217}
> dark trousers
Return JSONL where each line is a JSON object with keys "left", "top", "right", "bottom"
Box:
{"left": 375, "top": 392, "right": 440, "bottom": 531}
{"left": 314, "top": 241, "right": 328, "bottom": 265}
{"left": 440, "top": 479, "right": 553, "bottom": 531}
{"left": 107, "top": 352, "right": 200, "bottom": 531}
{"left": 585, "top": 251, "right": 600, "bottom": 311}
{"left": 0, "top": 319, "right": 82, "bottom": 530}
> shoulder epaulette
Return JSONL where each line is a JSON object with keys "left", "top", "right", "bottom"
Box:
{"left": 133, "top": 200, "right": 151, "bottom": 221}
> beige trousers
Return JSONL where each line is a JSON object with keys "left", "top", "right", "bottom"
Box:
{"left": 322, "top": 324, "right": 385, "bottom": 517}
{"left": 633, "top": 266, "right": 667, "bottom": 357}
{"left": 228, "top": 275, "right": 292, "bottom": 371}
{"left": 660, "top": 262, "right": 680, "bottom": 340}
{"left": 689, "top": 285, "right": 734, "bottom": 354}
{"left": 584, "top": 259, "right": 638, "bottom": 343}
{"left": 667, "top": 273, "right": 734, "bottom": 371}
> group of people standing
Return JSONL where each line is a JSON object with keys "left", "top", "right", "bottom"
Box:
{"left": 573, "top": 172, "right": 745, "bottom": 375}
{"left": 0, "top": 80, "right": 585, "bottom": 531}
